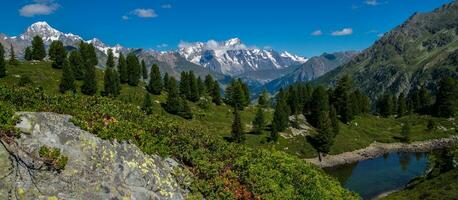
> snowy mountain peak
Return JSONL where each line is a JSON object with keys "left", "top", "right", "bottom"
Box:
{"left": 281, "top": 51, "right": 308, "bottom": 63}
{"left": 224, "top": 38, "right": 242, "bottom": 47}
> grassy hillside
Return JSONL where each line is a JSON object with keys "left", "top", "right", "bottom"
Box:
{"left": 2, "top": 62, "right": 457, "bottom": 160}
{"left": 0, "top": 62, "right": 358, "bottom": 199}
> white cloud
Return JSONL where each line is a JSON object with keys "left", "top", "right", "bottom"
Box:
{"left": 156, "top": 43, "right": 168, "bottom": 48}
{"left": 311, "top": 30, "right": 323, "bottom": 36}
{"left": 332, "top": 28, "right": 353, "bottom": 36}
{"left": 133, "top": 8, "right": 157, "bottom": 18}
{"left": 19, "top": 2, "right": 59, "bottom": 17}
{"left": 365, "top": 0, "right": 380, "bottom": 6}
{"left": 161, "top": 4, "right": 172, "bottom": 9}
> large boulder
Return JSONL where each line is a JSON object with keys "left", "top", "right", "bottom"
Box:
{"left": 0, "top": 112, "right": 189, "bottom": 200}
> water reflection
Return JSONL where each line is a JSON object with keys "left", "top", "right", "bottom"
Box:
{"left": 325, "top": 152, "right": 428, "bottom": 200}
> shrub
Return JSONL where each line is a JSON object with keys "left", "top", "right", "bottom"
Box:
{"left": 18, "top": 75, "right": 33, "bottom": 87}
{"left": 38, "top": 146, "right": 68, "bottom": 172}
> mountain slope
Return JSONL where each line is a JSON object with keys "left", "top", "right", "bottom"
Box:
{"left": 315, "top": 1, "right": 458, "bottom": 98}
{"left": 178, "top": 38, "right": 307, "bottom": 76}
{"left": 260, "top": 51, "right": 358, "bottom": 93}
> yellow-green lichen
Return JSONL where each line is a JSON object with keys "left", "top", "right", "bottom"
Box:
{"left": 47, "top": 196, "right": 58, "bottom": 200}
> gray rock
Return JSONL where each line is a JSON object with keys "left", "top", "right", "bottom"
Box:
{"left": 0, "top": 112, "right": 189, "bottom": 200}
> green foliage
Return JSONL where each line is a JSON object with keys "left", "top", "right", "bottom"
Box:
{"left": 309, "top": 86, "right": 329, "bottom": 127}
{"left": 8, "top": 44, "right": 20, "bottom": 66}
{"left": 377, "top": 93, "right": 395, "bottom": 117}
{"left": 103, "top": 50, "right": 120, "bottom": 97}
{"left": 332, "top": 75, "right": 354, "bottom": 123}
{"left": 225, "top": 79, "right": 248, "bottom": 110}
{"left": 397, "top": 92, "right": 407, "bottom": 117}
{"left": 142, "top": 93, "right": 153, "bottom": 115}
{"left": 24, "top": 47, "right": 33, "bottom": 61}
{"left": 401, "top": 123, "right": 411, "bottom": 143}
{"left": 434, "top": 76, "right": 457, "bottom": 117}
{"left": 162, "top": 72, "right": 170, "bottom": 92}
{"left": 0, "top": 43, "right": 5, "bottom": 78}
{"left": 141, "top": 60, "right": 147, "bottom": 80}
{"left": 38, "top": 146, "right": 68, "bottom": 172}
{"left": 68, "top": 50, "right": 84, "bottom": 80}
{"left": 210, "top": 80, "right": 222, "bottom": 105}
{"left": 147, "top": 64, "right": 162, "bottom": 95}
{"left": 18, "top": 75, "right": 33, "bottom": 87}
{"left": 231, "top": 109, "right": 244, "bottom": 143}
{"left": 126, "top": 53, "right": 141, "bottom": 86}
{"left": 271, "top": 89, "right": 290, "bottom": 140}
{"left": 31, "top": 36, "right": 46, "bottom": 60}
{"left": 81, "top": 61, "right": 97, "bottom": 96}
{"left": 0, "top": 101, "right": 17, "bottom": 132}
{"left": 257, "top": 90, "right": 269, "bottom": 108}
{"left": 118, "top": 53, "right": 128, "bottom": 84}
{"left": 59, "top": 59, "right": 76, "bottom": 93}
{"left": 422, "top": 32, "right": 454, "bottom": 51}
{"left": 48, "top": 41, "right": 67, "bottom": 69}
{"left": 252, "top": 107, "right": 265, "bottom": 134}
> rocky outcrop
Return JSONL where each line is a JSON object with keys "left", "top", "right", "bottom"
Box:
{"left": 306, "top": 136, "right": 458, "bottom": 168}
{"left": 0, "top": 112, "right": 190, "bottom": 200}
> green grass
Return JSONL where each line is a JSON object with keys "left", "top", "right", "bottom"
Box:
{"left": 2, "top": 61, "right": 457, "bottom": 159}
{"left": 381, "top": 169, "right": 458, "bottom": 200}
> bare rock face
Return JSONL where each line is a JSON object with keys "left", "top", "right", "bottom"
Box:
{"left": 0, "top": 112, "right": 189, "bottom": 200}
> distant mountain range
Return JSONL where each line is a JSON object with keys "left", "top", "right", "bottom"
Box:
{"left": 0, "top": 21, "right": 355, "bottom": 94}
{"left": 315, "top": 1, "right": 458, "bottom": 99}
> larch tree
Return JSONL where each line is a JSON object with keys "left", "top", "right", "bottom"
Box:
{"left": 59, "top": 59, "right": 76, "bottom": 93}
{"left": 9, "top": 44, "right": 19, "bottom": 66}
{"left": 31, "top": 36, "right": 46, "bottom": 60}
{"left": 141, "top": 60, "right": 148, "bottom": 80}
{"left": 49, "top": 41, "right": 67, "bottom": 69}
{"left": 147, "top": 64, "right": 162, "bottom": 95}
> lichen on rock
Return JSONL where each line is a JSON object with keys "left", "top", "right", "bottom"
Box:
{"left": 0, "top": 112, "right": 189, "bottom": 200}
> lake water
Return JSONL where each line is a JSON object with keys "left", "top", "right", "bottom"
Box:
{"left": 324, "top": 152, "right": 429, "bottom": 199}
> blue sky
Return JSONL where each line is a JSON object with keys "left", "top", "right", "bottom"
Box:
{"left": 0, "top": 0, "right": 453, "bottom": 57}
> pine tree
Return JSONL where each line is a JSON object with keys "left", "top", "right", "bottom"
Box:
{"left": 49, "top": 41, "right": 66, "bottom": 69}
{"left": 308, "top": 110, "right": 334, "bottom": 161}
{"left": 59, "top": 59, "right": 76, "bottom": 93}
{"left": 258, "top": 90, "right": 269, "bottom": 107}
{"left": 165, "top": 77, "right": 182, "bottom": 115}
{"left": 188, "top": 71, "right": 199, "bottom": 102}
{"left": 309, "top": 86, "right": 329, "bottom": 127}
{"left": 271, "top": 89, "right": 290, "bottom": 140}
{"left": 24, "top": 47, "right": 32, "bottom": 61}
{"left": 163, "top": 72, "right": 170, "bottom": 92}
{"left": 68, "top": 51, "right": 84, "bottom": 80}
{"left": 240, "top": 79, "right": 250, "bottom": 106}
{"left": 211, "top": 80, "right": 222, "bottom": 105}
{"left": 225, "top": 80, "right": 246, "bottom": 110}
{"left": 204, "top": 74, "right": 214, "bottom": 93}
{"left": 112, "top": 69, "right": 121, "bottom": 96}
{"left": 377, "top": 93, "right": 394, "bottom": 117}
{"left": 142, "top": 93, "right": 153, "bottom": 115}
{"left": 147, "top": 64, "right": 162, "bottom": 95}
{"left": 0, "top": 44, "right": 6, "bottom": 78}
{"left": 330, "top": 106, "right": 339, "bottom": 137}
{"left": 397, "top": 92, "right": 407, "bottom": 117}
{"left": 31, "top": 36, "right": 46, "bottom": 60}
{"left": 141, "top": 60, "right": 148, "bottom": 80}
{"left": 332, "top": 75, "right": 354, "bottom": 123}
{"left": 179, "top": 99, "right": 193, "bottom": 119}
{"left": 418, "top": 85, "right": 432, "bottom": 114}
{"left": 103, "top": 65, "right": 114, "bottom": 96}
{"left": 179, "top": 71, "right": 190, "bottom": 97}
{"left": 197, "top": 76, "right": 205, "bottom": 97}
{"left": 231, "top": 108, "right": 244, "bottom": 143}
{"left": 434, "top": 77, "right": 457, "bottom": 117}
{"left": 79, "top": 42, "right": 98, "bottom": 95}
{"left": 252, "top": 107, "right": 265, "bottom": 134}
{"left": 401, "top": 123, "right": 411, "bottom": 143}
{"left": 126, "top": 53, "right": 141, "bottom": 86}
{"left": 8, "top": 44, "right": 19, "bottom": 66}
{"left": 118, "top": 53, "right": 128, "bottom": 84}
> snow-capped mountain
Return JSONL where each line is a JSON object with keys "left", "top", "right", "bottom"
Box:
{"left": 178, "top": 38, "right": 307, "bottom": 76}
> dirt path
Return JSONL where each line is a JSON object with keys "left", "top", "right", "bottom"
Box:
{"left": 305, "top": 136, "right": 458, "bottom": 168}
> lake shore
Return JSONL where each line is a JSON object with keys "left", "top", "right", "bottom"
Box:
{"left": 305, "top": 135, "right": 458, "bottom": 168}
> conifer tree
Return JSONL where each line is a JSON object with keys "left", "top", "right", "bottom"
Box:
{"left": 0, "top": 44, "right": 6, "bottom": 78}
{"left": 31, "top": 36, "right": 46, "bottom": 60}
{"left": 141, "top": 60, "right": 148, "bottom": 80}
{"left": 112, "top": 69, "right": 121, "bottom": 96}
{"left": 418, "top": 85, "right": 432, "bottom": 114}
{"left": 80, "top": 42, "right": 98, "bottom": 95}
{"left": 204, "top": 74, "right": 214, "bottom": 93}
{"left": 330, "top": 106, "right": 339, "bottom": 137}
{"left": 271, "top": 89, "right": 290, "bottom": 140}
{"left": 147, "top": 64, "right": 162, "bottom": 95}
{"left": 118, "top": 53, "right": 128, "bottom": 84}
{"left": 179, "top": 99, "right": 193, "bottom": 119}
{"left": 231, "top": 108, "right": 244, "bottom": 143}
{"left": 68, "top": 50, "right": 84, "bottom": 80}
{"left": 59, "top": 59, "right": 76, "bottom": 93}
{"left": 401, "top": 123, "right": 411, "bottom": 143}
{"left": 188, "top": 71, "right": 199, "bottom": 102}
{"left": 377, "top": 93, "right": 394, "bottom": 117}
{"left": 252, "top": 107, "right": 265, "bottom": 134}
{"left": 24, "top": 47, "right": 33, "bottom": 61}
{"left": 103, "top": 50, "right": 117, "bottom": 97}
{"left": 165, "top": 77, "right": 182, "bottom": 114}
{"left": 225, "top": 80, "right": 246, "bottom": 110}
{"left": 258, "top": 90, "right": 269, "bottom": 108}
{"left": 8, "top": 44, "right": 19, "bottom": 66}
{"left": 309, "top": 86, "right": 329, "bottom": 127}
{"left": 126, "top": 53, "right": 141, "bottom": 86}
{"left": 240, "top": 79, "right": 250, "bottom": 106}
{"left": 49, "top": 41, "right": 66, "bottom": 69}
{"left": 434, "top": 77, "right": 457, "bottom": 117}
{"left": 142, "top": 93, "right": 153, "bottom": 115}
{"left": 332, "top": 75, "right": 354, "bottom": 123}
{"left": 211, "top": 80, "right": 222, "bottom": 105}
{"left": 308, "top": 110, "right": 334, "bottom": 161}
{"left": 179, "top": 71, "right": 190, "bottom": 97}
{"left": 197, "top": 76, "right": 205, "bottom": 97}
{"left": 163, "top": 72, "right": 170, "bottom": 92}
{"left": 397, "top": 92, "right": 407, "bottom": 117}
